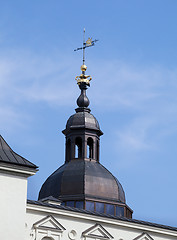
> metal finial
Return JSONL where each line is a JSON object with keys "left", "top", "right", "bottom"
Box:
{"left": 74, "top": 29, "right": 98, "bottom": 64}
{"left": 83, "top": 28, "right": 85, "bottom": 65}
{"left": 74, "top": 29, "right": 98, "bottom": 88}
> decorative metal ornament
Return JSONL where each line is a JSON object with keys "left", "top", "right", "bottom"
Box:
{"left": 74, "top": 28, "right": 98, "bottom": 65}
{"left": 86, "top": 37, "right": 92, "bottom": 46}
{"left": 74, "top": 29, "right": 98, "bottom": 88}
{"left": 75, "top": 74, "right": 92, "bottom": 86}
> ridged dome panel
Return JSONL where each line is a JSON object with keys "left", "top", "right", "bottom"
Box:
{"left": 85, "top": 162, "right": 125, "bottom": 203}
{"left": 66, "top": 111, "right": 100, "bottom": 130}
{"left": 38, "top": 160, "right": 125, "bottom": 203}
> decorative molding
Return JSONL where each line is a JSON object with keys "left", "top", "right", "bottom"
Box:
{"left": 68, "top": 230, "right": 77, "bottom": 240}
{"left": 33, "top": 215, "right": 65, "bottom": 240}
{"left": 27, "top": 204, "right": 177, "bottom": 238}
{"left": 82, "top": 223, "right": 113, "bottom": 240}
{"left": 133, "top": 232, "right": 154, "bottom": 240}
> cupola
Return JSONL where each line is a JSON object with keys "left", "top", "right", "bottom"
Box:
{"left": 38, "top": 30, "right": 133, "bottom": 218}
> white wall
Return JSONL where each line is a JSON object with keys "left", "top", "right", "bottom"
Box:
{"left": 26, "top": 205, "right": 177, "bottom": 240}
{"left": 0, "top": 171, "right": 27, "bottom": 240}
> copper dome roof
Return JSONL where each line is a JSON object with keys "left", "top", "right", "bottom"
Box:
{"left": 38, "top": 160, "right": 125, "bottom": 203}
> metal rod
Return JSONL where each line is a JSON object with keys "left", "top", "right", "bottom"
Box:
{"left": 83, "top": 28, "right": 85, "bottom": 65}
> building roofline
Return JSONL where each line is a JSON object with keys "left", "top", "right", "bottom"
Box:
{"left": 0, "top": 135, "right": 38, "bottom": 169}
{"left": 0, "top": 162, "right": 38, "bottom": 176}
{"left": 27, "top": 199, "right": 177, "bottom": 233}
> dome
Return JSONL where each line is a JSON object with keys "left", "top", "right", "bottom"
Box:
{"left": 66, "top": 111, "right": 101, "bottom": 131}
{"left": 38, "top": 160, "right": 126, "bottom": 203}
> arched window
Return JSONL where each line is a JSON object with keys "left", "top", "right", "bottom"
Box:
{"left": 42, "top": 237, "right": 54, "bottom": 240}
{"left": 75, "top": 137, "right": 82, "bottom": 158}
{"left": 66, "top": 139, "right": 71, "bottom": 162}
{"left": 87, "top": 137, "right": 93, "bottom": 159}
{"left": 96, "top": 140, "right": 99, "bottom": 161}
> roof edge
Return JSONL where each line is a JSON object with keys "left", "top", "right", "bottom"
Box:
{"left": 0, "top": 162, "right": 38, "bottom": 177}
{"left": 27, "top": 200, "right": 177, "bottom": 233}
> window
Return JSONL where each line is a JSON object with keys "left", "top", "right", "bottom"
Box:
{"left": 106, "top": 204, "right": 115, "bottom": 215}
{"left": 61, "top": 202, "right": 66, "bottom": 206}
{"left": 87, "top": 137, "right": 93, "bottom": 159}
{"left": 116, "top": 206, "right": 124, "bottom": 217}
{"left": 66, "top": 201, "right": 75, "bottom": 207}
{"left": 75, "top": 137, "right": 82, "bottom": 158}
{"left": 85, "top": 201, "right": 94, "bottom": 211}
{"left": 42, "top": 238, "right": 54, "bottom": 240}
{"left": 95, "top": 202, "right": 105, "bottom": 213}
{"left": 75, "top": 201, "right": 84, "bottom": 209}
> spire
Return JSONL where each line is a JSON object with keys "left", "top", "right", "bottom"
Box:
{"left": 74, "top": 29, "right": 98, "bottom": 112}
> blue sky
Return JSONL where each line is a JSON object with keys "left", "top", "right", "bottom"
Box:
{"left": 0, "top": 0, "right": 177, "bottom": 227}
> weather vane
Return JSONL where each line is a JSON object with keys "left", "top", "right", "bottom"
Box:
{"left": 74, "top": 28, "right": 98, "bottom": 65}
{"left": 74, "top": 29, "right": 98, "bottom": 87}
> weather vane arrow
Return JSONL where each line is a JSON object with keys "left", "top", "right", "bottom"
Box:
{"left": 74, "top": 28, "right": 98, "bottom": 66}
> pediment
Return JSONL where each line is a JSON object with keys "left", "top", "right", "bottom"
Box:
{"left": 82, "top": 224, "right": 113, "bottom": 239}
{"left": 133, "top": 232, "right": 154, "bottom": 240}
{"left": 33, "top": 215, "right": 65, "bottom": 232}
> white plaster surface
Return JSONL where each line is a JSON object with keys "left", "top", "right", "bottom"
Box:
{"left": 0, "top": 171, "right": 27, "bottom": 240}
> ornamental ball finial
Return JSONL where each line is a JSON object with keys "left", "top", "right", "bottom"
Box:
{"left": 81, "top": 64, "right": 87, "bottom": 72}
{"left": 75, "top": 64, "right": 92, "bottom": 87}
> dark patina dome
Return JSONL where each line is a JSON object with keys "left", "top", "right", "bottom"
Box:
{"left": 66, "top": 110, "right": 100, "bottom": 131}
{"left": 38, "top": 160, "right": 125, "bottom": 203}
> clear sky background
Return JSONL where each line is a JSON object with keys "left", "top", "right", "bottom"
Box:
{"left": 0, "top": 0, "right": 177, "bottom": 227}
